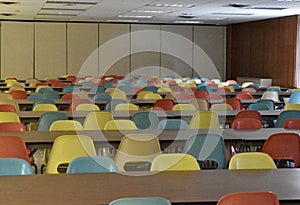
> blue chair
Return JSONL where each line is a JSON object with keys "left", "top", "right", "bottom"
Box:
{"left": 288, "top": 91, "right": 300, "bottom": 104}
{"left": 267, "top": 87, "right": 281, "bottom": 93}
{"left": 197, "top": 86, "right": 213, "bottom": 93}
{"left": 37, "top": 87, "right": 54, "bottom": 94}
{"left": 105, "top": 99, "right": 127, "bottom": 111}
{"left": 42, "top": 91, "right": 60, "bottom": 99}
{"left": 275, "top": 110, "right": 300, "bottom": 128}
{"left": 66, "top": 156, "right": 118, "bottom": 173}
{"left": 103, "top": 81, "right": 115, "bottom": 88}
{"left": 32, "top": 99, "right": 55, "bottom": 109}
{"left": 131, "top": 111, "right": 160, "bottom": 130}
{"left": 157, "top": 119, "right": 189, "bottom": 129}
{"left": 248, "top": 103, "right": 270, "bottom": 110}
{"left": 81, "top": 81, "right": 93, "bottom": 87}
{"left": 257, "top": 99, "right": 275, "bottom": 110}
{"left": 62, "top": 85, "right": 79, "bottom": 94}
{"left": 117, "top": 86, "right": 131, "bottom": 93}
{"left": 36, "top": 112, "right": 68, "bottom": 131}
{"left": 143, "top": 86, "right": 158, "bottom": 93}
{"left": 0, "top": 158, "right": 33, "bottom": 175}
{"left": 27, "top": 93, "right": 43, "bottom": 100}
{"left": 183, "top": 134, "right": 227, "bottom": 169}
{"left": 109, "top": 197, "right": 171, "bottom": 205}
{"left": 90, "top": 86, "right": 105, "bottom": 93}
{"left": 94, "top": 93, "right": 112, "bottom": 101}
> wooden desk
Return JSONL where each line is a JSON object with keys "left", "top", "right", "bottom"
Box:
{"left": 0, "top": 169, "right": 300, "bottom": 204}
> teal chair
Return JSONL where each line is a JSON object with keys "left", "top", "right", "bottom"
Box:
{"left": 288, "top": 91, "right": 300, "bottom": 104}
{"left": 0, "top": 158, "right": 33, "bottom": 175}
{"left": 131, "top": 111, "right": 160, "bottom": 130}
{"left": 275, "top": 110, "right": 300, "bottom": 128}
{"left": 183, "top": 134, "right": 227, "bottom": 169}
{"left": 42, "top": 91, "right": 60, "bottom": 99}
{"left": 27, "top": 93, "right": 43, "bottom": 100}
{"left": 90, "top": 86, "right": 105, "bottom": 93}
{"left": 105, "top": 99, "right": 127, "bottom": 111}
{"left": 109, "top": 197, "right": 171, "bottom": 205}
{"left": 36, "top": 112, "right": 68, "bottom": 131}
{"left": 143, "top": 86, "right": 158, "bottom": 93}
{"left": 66, "top": 156, "right": 118, "bottom": 174}
{"left": 117, "top": 86, "right": 131, "bottom": 93}
{"left": 37, "top": 87, "right": 54, "bottom": 94}
{"left": 94, "top": 93, "right": 112, "bottom": 101}
{"left": 257, "top": 99, "right": 275, "bottom": 110}
{"left": 157, "top": 119, "right": 189, "bottom": 129}
{"left": 248, "top": 103, "right": 270, "bottom": 110}
{"left": 62, "top": 85, "right": 80, "bottom": 94}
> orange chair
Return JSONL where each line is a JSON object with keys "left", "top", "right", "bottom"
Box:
{"left": 261, "top": 133, "right": 300, "bottom": 168}
{"left": 224, "top": 98, "right": 243, "bottom": 110}
{"left": 0, "top": 122, "right": 26, "bottom": 132}
{"left": 153, "top": 99, "right": 175, "bottom": 110}
{"left": 235, "top": 92, "right": 253, "bottom": 100}
{"left": 61, "top": 93, "right": 80, "bottom": 100}
{"left": 0, "top": 104, "right": 16, "bottom": 112}
{"left": 234, "top": 110, "right": 261, "bottom": 121}
{"left": 68, "top": 99, "right": 90, "bottom": 111}
{"left": 217, "top": 192, "right": 279, "bottom": 205}
{"left": 9, "top": 90, "right": 28, "bottom": 99}
{"left": 194, "top": 91, "right": 209, "bottom": 99}
{"left": 283, "top": 119, "right": 300, "bottom": 129}
{"left": 231, "top": 118, "right": 262, "bottom": 130}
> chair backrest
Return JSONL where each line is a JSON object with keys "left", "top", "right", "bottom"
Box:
{"left": 0, "top": 104, "right": 16, "bottom": 112}
{"left": 42, "top": 91, "right": 60, "bottom": 100}
{"left": 0, "top": 122, "right": 26, "bottom": 132}
{"left": 110, "top": 90, "right": 127, "bottom": 100}
{"left": 267, "top": 86, "right": 281, "bottom": 93}
{"left": 109, "top": 197, "right": 171, "bottom": 205}
{"left": 157, "top": 119, "right": 189, "bottom": 130}
{"left": 209, "top": 103, "right": 233, "bottom": 111}
{"left": 49, "top": 120, "right": 83, "bottom": 131}
{"left": 234, "top": 110, "right": 261, "bottom": 121}
{"left": 248, "top": 103, "right": 270, "bottom": 110}
{"left": 0, "top": 99, "right": 20, "bottom": 111}
{"left": 150, "top": 153, "right": 200, "bottom": 171}
{"left": 33, "top": 99, "right": 55, "bottom": 108}
{"left": 62, "top": 85, "right": 79, "bottom": 93}
{"left": 45, "top": 135, "right": 96, "bottom": 174}
{"left": 224, "top": 98, "right": 243, "bottom": 110}
{"left": 283, "top": 119, "right": 300, "bottom": 129}
{"left": 115, "top": 134, "right": 161, "bottom": 172}
{"left": 114, "top": 103, "right": 139, "bottom": 111}
{"left": 68, "top": 99, "right": 90, "bottom": 111}
{"left": 93, "top": 93, "right": 112, "bottom": 101}
{"left": 0, "top": 112, "right": 20, "bottom": 123}
{"left": 9, "top": 90, "right": 28, "bottom": 99}
{"left": 75, "top": 103, "right": 100, "bottom": 111}
{"left": 32, "top": 104, "right": 58, "bottom": 111}
{"left": 231, "top": 118, "right": 262, "bottom": 130}
{"left": 189, "top": 111, "right": 220, "bottom": 129}
{"left": 284, "top": 103, "right": 300, "bottom": 110}
{"left": 36, "top": 112, "right": 68, "bottom": 131}
{"left": 61, "top": 93, "right": 80, "bottom": 100}
{"left": 143, "top": 86, "right": 158, "bottom": 93}
{"left": 235, "top": 92, "right": 253, "bottom": 100}
{"left": 104, "top": 120, "right": 137, "bottom": 130}
{"left": 0, "top": 136, "right": 30, "bottom": 163}
{"left": 261, "top": 133, "right": 300, "bottom": 167}
{"left": 183, "top": 134, "right": 226, "bottom": 169}
{"left": 136, "top": 91, "right": 153, "bottom": 100}
{"left": 105, "top": 99, "right": 127, "bottom": 111}
{"left": 36, "top": 87, "right": 54, "bottom": 94}
{"left": 153, "top": 99, "right": 174, "bottom": 110}
{"left": 228, "top": 152, "right": 277, "bottom": 170}
{"left": 172, "top": 104, "right": 196, "bottom": 111}
{"left": 275, "top": 110, "right": 300, "bottom": 128}
{"left": 217, "top": 192, "right": 280, "bottom": 205}
{"left": 90, "top": 86, "right": 105, "bottom": 93}
{"left": 190, "top": 98, "right": 209, "bottom": 110}
{"left": 131, "top": 111, "right": 160, "bottom": 130}
{"left": 66, "top": 156, "right": 118, "bottom": 173}
{"left": 288, "top": 91, "right": 300, "bottom": 104}
{"left": 194, "top": 91, "right": 209, "bottom": 99}
{"left": 0, "top": 93, "right": 13, "bottom": 100}
{"left": 83, "top": 112, "right": 113, "bottom": 130}
{"left": 0, "top": 158, "right": 33, "bottom": 176}
{"left": 175, "top": 94, "right": 194, "bottom": 101}
{"left": 143, "top": 93, "right": 162, "bottom": 100}
{"left": 262, "top": 91, "right": 279, "bottom": 102}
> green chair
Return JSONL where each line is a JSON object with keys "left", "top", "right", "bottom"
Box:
{"left": 109, "top": 197, "right": 171, "bottom": 205}
{"left": 275, "top": 110, "right": 300, "bottom": 128}
{"left": 0, "top": 158, "right": 33, "bottom": 175}
{"left": 131, "top": 111, "right": 160, "bottom": 130}
{"left": 257, "top": 99, "right": 275, "bottom": 110}
{"left": 36, "top": 112, "right": 68, "bottom": 131}
{"left": 66, "top": 156, "right": 118, "bottom": 173}
{"left": 157, "top": 119, "right": 189, "bottom": 130}
{"left": 183, "top": 134, "right": 227, "bottom": 169}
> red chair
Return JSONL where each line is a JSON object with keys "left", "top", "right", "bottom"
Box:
{"left": 182, "top": 87, "right": 197, "bottom": 93}
{"left": 283, "top": 119, "right": 300, "bottom": 129}
{"left": 61, "top": 93, "right": 80, "bottom": 100}
{"left": 217, "top": 87, "right": 231, "bottom": 93}
{"left": 35, "top": 82, "right": 49, "bottom": 87}
{"left": 0, "top": 104, "right": 16, "bottom": 112}
{"left": 234, "top": 110, "right": 262, "bottom": 121}
{"left": 51, "top": 81, "right": 68, "bottom": 88}
{"left": 217, "top": 192, "right": 279, "bottom": 205}
{"left": 225, "top": 98, "right": 243, "bottom": 110}
{"left": 0, "top": 122, "right": 26, "bottom": 132}
{"left": 175, "top": 94, "right": 194, "bottom": 101}
{"left": 66, "top": 76, "right": 77, "bottom": 83}
{"left": 194, "top": 91, "right": 209, "bottom": 99}
{"left": 236, "top": 91, "right": 253, "bottom": 100}
{"left": 9, "top": 90, "right": 28, "bottom": 99}
{"left": 261, "top": 133, "right": 300, "bottom": 168}
{"left": 153, "top": 99, "right": 175, "bottom": 110}
{"left": 246, "top": 85, "right": 259, "bottom": 92}
{"left": 68, "top": 99, "right": 91, "bottom": 111}
{"left": 226, "top": 80, "right": 238, "bottom": 84}
{"left": 231, "top": 118, "right": 262, "bottom": 130}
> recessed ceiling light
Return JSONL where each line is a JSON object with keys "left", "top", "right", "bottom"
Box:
{"left": 147, "top": 3, "right": 195, "bottom": 8}
{"left": 174, "top": 20, "right": 202, "bottom": 24}
{"left": 130, "top": 10, "right": 171, "bottom": 14}
{"left": 117, "top": 15, "right": 153, "bottom": 19}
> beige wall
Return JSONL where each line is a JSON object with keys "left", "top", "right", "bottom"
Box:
{"left": 0, "top": 21, "right": 226, "bottom": 80}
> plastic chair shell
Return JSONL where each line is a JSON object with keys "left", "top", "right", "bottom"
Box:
{"left": 109, "top": 197, "right": 171, "bottom": 205}
{"left": 0, "top": 158, "right": 33, "bottom": 176}
{"left": 104, "top": 120, "right": 137, "bottom": 130}
{"left": 49, "top": 120, "right": 83, "bottom": 131}
{"left": 189, "top": 111, "right": 220, "bottom": 129}
{"left": 217, "top": 192, "right": 280, "bottom": 205}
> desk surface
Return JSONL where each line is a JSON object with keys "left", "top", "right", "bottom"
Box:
{"left": 0, "top": 169, "right": 300, "bottom": 204}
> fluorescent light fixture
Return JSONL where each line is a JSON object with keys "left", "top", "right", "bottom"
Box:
{"left": 106, "top": 19, "right": 139, "bottom": 23}
{"left": 146, "top": 3, "right": 195, "bottom": 8}
{"left": 174, "top": 20, "right": 202, "bottom": 24}
{"left": 46, "top": 1, "right": 98, "bottom": 5}
{"left": 117, "top": 15, "right": 153, "bottom": 19}
{"left": 130, "top": 10, "right": 171, "bottom": 14}
{"left": 212, "top": 12, "right": 254, "bottom": 15}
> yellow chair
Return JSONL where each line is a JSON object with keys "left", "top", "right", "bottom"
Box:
{"left": 49, "top": 120, "right": 83, "bottom": 131}
{"left": 5, "top": 80, "right": 18, "bottom": 87}
{"left": 45, "top": 135, "right": 97, "bottom": 174}
{"left": 284, "top": 103, "right": 300, "bottom": 110}
{"left": 72, "top": 91, "right": 89, "bottom": 100}
{"left": 223, "top": 86, "right": 235, "bottom": 92}
{"left": 136, "top": 91, "right": 153, "bottom": 100}
{"left": 83, "top": 112, "right": 113, "bottom": 130}
{"left": 0, "top": 99, "right": 20, "bottom": 111}
{"left": 156, "top": 83, "right": 169, "bottom": 88}
{"left": 241, "top": 82, "right": 254, "bottom": 88}
{"left": 9, "top": 86, "right": 26, "bottom": 92}
{"left": 190, "top": 99, "right": 209, "bottom": 110}
{"left": 187, "top": 82, "right": 197, "bottom": 88}
{"left": 291, "top": 88, "right": 300, "bottom": 93}
{"left": 115, "top": 133, "right": 161, "bottom": 172}
{"left": 75, "top": 104, "right": 100, "bottom": 111}
{"left": 157, "top": 87, "right": 172, "bottom": 93}
{"left": 0, "top": 93, "right": 13, "bottom": 100}
{"left": 0, "top": 112, "right": 20, "bottom": 123}
{"left": 104, "top": 120, "right": 137, "bottom": 130}
{"left": 228, "top": 152, "right": 277, "bottom": 170}
{"left": 209, "top": 103, "right": 233, "bottom": 111}
{"left": 32, "top": 104, "right": 58, "bottom": 112}
{"left": 189, "top": 111, "right": 220, "bottom": 129}
{"left": 172, "top": 104, "right": 196, "bottom": 111}
{"left": 178, "top": 82, "right": 189, "bottom": 87}
{"left": 114, "top": 103, "right": 139, "bottom": 111}
{"left": 110, "top": 90, "right": 127, "bottom": 100}
{"left": 143, "top": 93, "right": 162, "bottom": 100}
{"left": 151, "top": 153, "right": 200, "bottom": 171}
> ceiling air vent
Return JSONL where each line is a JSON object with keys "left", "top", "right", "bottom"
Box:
{"left": 178, "top": 13, "right": 195, "bottom": 18}
{"left": 227, "top": 3, "right": 250, "bottom": 8}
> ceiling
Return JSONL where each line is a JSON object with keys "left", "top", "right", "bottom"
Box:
{"left": 1, "top": 0, "right": 300, "bottom": 25}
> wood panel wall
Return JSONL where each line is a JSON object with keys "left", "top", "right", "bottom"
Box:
{"left": 227, "top": 15, "right": 298, "bottom": 88}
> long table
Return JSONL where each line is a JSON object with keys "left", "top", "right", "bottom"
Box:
{"left": 0, "top": 169, "right": 300, "bottom": 204}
